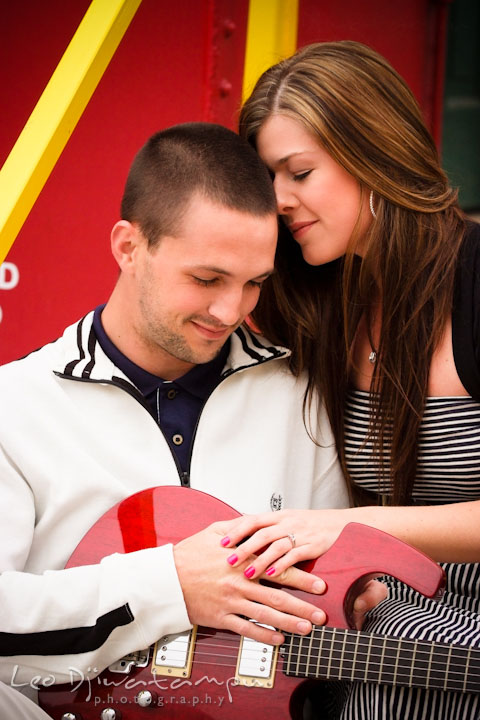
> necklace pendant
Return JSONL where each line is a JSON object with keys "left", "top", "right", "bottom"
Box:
{"left": 368, "top": 350, "right": 377, "bottom": 364}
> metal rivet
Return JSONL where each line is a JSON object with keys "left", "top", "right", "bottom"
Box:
{"left": 219, "top": 78, "right": 232, "bottom": 97}
{"left": 223, "top": 19, "right": 236, "bottom": 35}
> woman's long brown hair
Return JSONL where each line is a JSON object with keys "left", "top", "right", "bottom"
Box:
{"left": 240, "top": 41, "right": 466, "bottom": 505}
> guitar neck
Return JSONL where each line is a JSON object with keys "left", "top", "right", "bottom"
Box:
{"left": 281, "top": 626, "right": 480, "bottom": 694}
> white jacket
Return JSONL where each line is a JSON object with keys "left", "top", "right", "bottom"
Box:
{"left": 0, "top": 312, "right": 347, "bottom": 685}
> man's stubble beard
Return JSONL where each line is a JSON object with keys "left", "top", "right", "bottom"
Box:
{"left": 142, "top": 315, "right": 225, "bottom": 366}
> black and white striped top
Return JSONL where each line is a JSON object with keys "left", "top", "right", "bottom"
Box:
{"left": 339, "top": 226, "right": 480, "bottom": 718}
{"left": 345, "top": 390, "right": 480, "bottom": 505}
{"left": 341, "top": 390, "right": 480, "bottom": 719}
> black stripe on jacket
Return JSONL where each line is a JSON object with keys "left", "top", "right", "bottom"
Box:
{"left": 0, "top": 604, "right": 133, "bottom": 656}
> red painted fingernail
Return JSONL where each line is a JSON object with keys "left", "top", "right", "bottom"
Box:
{"left": 227, "top": 554, "right": 238, "bottom": 566}
{"left": 220, "top": 536, "right": 230, "bottom": 547}
{"left": 266, "top": 567, "right": 276, "bottom": 576}
{"left": 244, "top": 566, "right": 255, "bottom": 579}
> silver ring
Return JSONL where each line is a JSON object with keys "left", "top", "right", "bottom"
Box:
{"left": 287, "top": 533, "right": 296, "bottom": 549}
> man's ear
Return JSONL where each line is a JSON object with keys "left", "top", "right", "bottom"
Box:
{"left": 110, "top": 220, "right": 143, "bottom": 273}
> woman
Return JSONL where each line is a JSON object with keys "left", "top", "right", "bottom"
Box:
{"left": 223, "top": 41, "right": 480, "bottom": 719}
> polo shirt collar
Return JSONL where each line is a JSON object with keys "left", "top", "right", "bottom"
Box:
{"left": 92, "top": 305, "right": 229, "bottom": 400}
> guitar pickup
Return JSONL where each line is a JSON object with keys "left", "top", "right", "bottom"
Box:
{"left": 151, "top": 627, "right": 197, "bottom": 678}
{"left": 235, "top": 622, "right": 278, "bottom": 688}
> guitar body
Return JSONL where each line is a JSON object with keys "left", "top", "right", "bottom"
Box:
{"left": 39, "top": 486, "right": 445, "bottom": 719}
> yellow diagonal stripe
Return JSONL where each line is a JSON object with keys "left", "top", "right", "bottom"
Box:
{"left": 242, "top": 0, "right": 299, "bottom": 104}
{"left": 0, "top": 0, "right": 142, "bottom": 265}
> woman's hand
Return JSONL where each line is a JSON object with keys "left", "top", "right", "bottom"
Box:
{"left": 218, "top": 509, "right": 389, "bottom": 629}
{"left": 173, "top": 519, "right": 330, "bottom": 646}
{"left": 220, "top": 508, "right": 351, "bottom": 580}
{"left": 351, "top": 579, "right": 388, "bottom": 629}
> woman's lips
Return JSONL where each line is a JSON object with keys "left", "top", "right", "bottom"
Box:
{"left": 289, "top": 220, "right": 317, "bottom": 239}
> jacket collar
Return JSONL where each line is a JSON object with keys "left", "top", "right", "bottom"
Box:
{"left": 53, "top": 311, "right": 290, "bottom": 384}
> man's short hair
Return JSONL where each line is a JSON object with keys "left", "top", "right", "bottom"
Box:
{"left": 121, "top": 122, "right": 276, "bottom": 247}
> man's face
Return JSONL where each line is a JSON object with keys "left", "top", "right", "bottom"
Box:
{"left": 131, "top": 194, "right": 277, "bottom": 379}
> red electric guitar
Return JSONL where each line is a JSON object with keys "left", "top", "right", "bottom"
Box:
{"left": 39, "top": 487, "right": 479, "bottom": 719}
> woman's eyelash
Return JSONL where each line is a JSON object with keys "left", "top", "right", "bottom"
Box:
{"left": 293, "top": 170, "right": 311, "bottom": 181}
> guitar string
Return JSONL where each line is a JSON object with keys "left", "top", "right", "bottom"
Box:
{"left": 292, "top": 640, "right": 480, "bottom": 665}
{"left": 285, "top": 629, "right": 479, "bottom": 688}
{"left": 192, "top": 630, "right": 480, "bottom": 662}
{"left": 151, "top": 650, "right": 480, "bottom": 684}
{"left": 165, "top": 648, "right": 480, "bottom": 680}
{"left": 156, "top": 628, "right": 480, "bottom": 689}
{"left": 192, "top": 627, "right": 480, "bottom": 668}
{"left": 292, "top": 626, "right": 480, "bottom": 656}
{"left": 195, "top": 625, "right": 480, "bottom": 655}
{"left": 282, "top": 630, "right": 480, "bottom": 687}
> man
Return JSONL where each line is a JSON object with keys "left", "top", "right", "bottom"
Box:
{"left": 0, "top": 123, "right": 348, "bottom": 713}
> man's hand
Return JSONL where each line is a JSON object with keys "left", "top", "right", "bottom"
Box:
{"left": 173, "top": 521, "right": 327, "bottom": 646}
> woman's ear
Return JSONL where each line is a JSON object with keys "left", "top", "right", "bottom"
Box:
{"left": 110, "top": 220, "right": 142, "bottom": 273}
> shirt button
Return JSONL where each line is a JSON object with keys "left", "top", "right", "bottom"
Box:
{"left": 172, "top": 434, "right": 184, "bottom": 446}
{"left": 167, "top": 389, "right": 177, "bottom": 399}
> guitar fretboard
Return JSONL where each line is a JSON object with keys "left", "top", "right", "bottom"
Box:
{"left": 281, "top": 627, "right": 480, "bottom": 694}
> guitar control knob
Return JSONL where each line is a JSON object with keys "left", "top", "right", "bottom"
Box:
{"left": 61, "top": 714, "right": 81, "bottom": 720}
{"left": 136, "top": 689, "right": 157, "bottom": 707}
{"left": 135, "top": 689, "right": 157, "bottom": 707}
{"left": 100, "top": 710, "right": 121, "bottom": 720}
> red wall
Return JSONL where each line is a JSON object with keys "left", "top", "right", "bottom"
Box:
{"left": 0, "top": 0, "right": 248, "bottom": 363}
{"left": 297, "top": 0, "right": 450, "bottom": 143}
{"left": 0, "top": 0, "right": 448, "bottom": 364}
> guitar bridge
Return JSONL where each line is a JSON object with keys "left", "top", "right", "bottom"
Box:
{"left": 107, "top": 648, "right": 150, "bottom": 674}
{"left": 235, "top": 622, "right": 278, "bottom": 688}
{"left": 151, "top": 627, "right": 197, "bottom": 678}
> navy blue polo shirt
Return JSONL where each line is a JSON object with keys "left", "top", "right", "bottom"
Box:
{"left": 93, "top": 306, "right": 229, "bottom": 481}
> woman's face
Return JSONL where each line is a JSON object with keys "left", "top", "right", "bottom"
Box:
{"left": 256, "top": 114, "right": 371, "bottom": 265}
